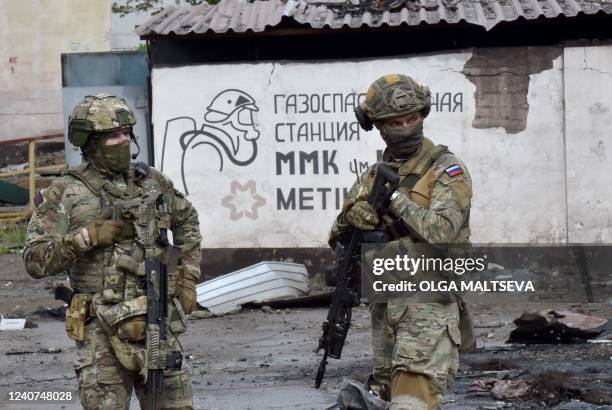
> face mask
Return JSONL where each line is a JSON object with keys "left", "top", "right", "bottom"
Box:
{"left": 380, "top": 121, "right": 424, "bottom": 160}
{"left": 88, "top": 138, "right": 131, "bottom": 173}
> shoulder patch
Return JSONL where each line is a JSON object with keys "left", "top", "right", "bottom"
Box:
{"left": 444, "top": 164, "right": 464, "bottom": 177}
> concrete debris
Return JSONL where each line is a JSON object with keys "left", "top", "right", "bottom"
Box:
{"left": 469, "top": 371, "right": 612, "bottom": 406}
{"left": 474, "top": 320, "right": 505, "bottom": 328}
{"left": 462, "top": 358, "right": 520, "bottom": 371}
{"left": 326, "top": 380, "right": 389, "bottom": 410}
{"left": 189, "top": 310, "right": 215, "bottom": 320}
{"left": 468, "top": 377, "right": 532, "bottom": 401}
{"left": 0, "top": 316, "right": 26, "bottom": 330}
{"left": 244, "top": 291, "right": 333, "bottom": 309}
{"left": 467, "top": 377, "right": 498, "bottom": 393}
{"left": 549, "top": 310, "right": 607, "bottom": 330}
{"left": 29, "top": 305, "right": 66, "bottom": 321}
{"left": 507, "top": 311, "right": 606, "bottom": 344}
{"left": 6, "top": 347, "right": 63, "bottom": 355}
{"left": 197, "top": 261, "right": 309, "bottom": 314}
{"left": 490, "top": 379, "right": 530, "bottom": 401}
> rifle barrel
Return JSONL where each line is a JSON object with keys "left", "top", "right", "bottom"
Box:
{"left": 315, "top": 352, "right": 328, "bottom": 389}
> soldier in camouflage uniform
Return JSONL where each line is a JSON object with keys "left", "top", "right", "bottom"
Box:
{"left": 329, "top": 75, "right": 474, "bottom": 410}
{"left": 23, "top": 94, "right": 202, "bottom": 410}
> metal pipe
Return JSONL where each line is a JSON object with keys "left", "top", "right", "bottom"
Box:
{"left": 0, "top": 211, "right": 31, "bottom": 218}
{"left": 0, "top": 216, "right": 29, "bottom": 223}
{"left": 28, "top": 141, "right": 36, "bottom": 212}
{"left": 0, "top": 164, "right": 66, "bottom": 178}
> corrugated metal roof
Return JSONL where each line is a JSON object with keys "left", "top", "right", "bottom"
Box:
{"left": 136, "top": 0, "right": 612, "bottom": 36}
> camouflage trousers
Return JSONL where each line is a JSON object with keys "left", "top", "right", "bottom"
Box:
{"left": 73, "top": 319, "right": 193, "bottom": 410}
{"left": 370, "top": 302, "right": 461, "bottom": 408}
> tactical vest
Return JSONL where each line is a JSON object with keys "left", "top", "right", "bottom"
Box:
{"left": 63, "top": 162, "right": 168, "bottom": 298}
{"left": 63, "top": 162, "right": 188, "bottom": 370}
{"left": 380, "top": 138, "right": 470, "bottom": 242}
{"left": 379, "top": 141, "right": 476, "bottom": 351}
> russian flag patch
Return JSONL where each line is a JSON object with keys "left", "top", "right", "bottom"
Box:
{"left": 445, "top": 164, "right": 463, "bottom": 177}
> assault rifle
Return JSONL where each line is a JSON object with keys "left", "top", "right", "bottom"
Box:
{"left": 145, "top": 195, "right": 182, "bottom": 410}
{"left": 105, "top": 192, "right": 181, "bottom": 410}
{"left": 315, "top": 165, "right": 399, "bottom": 388}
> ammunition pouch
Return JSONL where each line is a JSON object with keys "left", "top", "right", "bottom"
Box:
{"left": 118, "top": 316, "right": 146, "bottom": 342}
{"left": 65, "top": 294, "right": 93, "bottom": 341}
{"left": 97, "top": 295, "right": 147, "bottom": 342}
{"left": 102, "top": 266, "right": 124, "bottom": 303}
{"left": 91, "top": 294, "right": 147, "bottom": 373}
{"left": 116, "top": 253, "right": 145, "bottom": 277}
{"left": 109, "top": 335, "right": 147, "bottom": 373}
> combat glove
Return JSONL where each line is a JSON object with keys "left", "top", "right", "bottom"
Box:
{"left": 84, "top": 209, "right": 125, "bottom": 248}
{"left": 342, "top": 176, "right": 376, "bottom": 211}
{"left": 177, "top": 265, "right": 199, "bottom": 315}
{"left": 344, "top": 200, "right": 379, "bottom": 230}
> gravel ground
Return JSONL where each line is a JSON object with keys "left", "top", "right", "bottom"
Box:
{"left": 0, "top": 253, "right": 611, "bottom": 410}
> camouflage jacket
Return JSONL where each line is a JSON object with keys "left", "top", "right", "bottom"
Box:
{"left": 329, "top": 136, "right": 472, "bottom": 247}
{"left": 22, "top": 161, "right": 202, "bottom": 295}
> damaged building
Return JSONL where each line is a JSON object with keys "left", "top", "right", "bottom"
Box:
{"left": 136, "top": 0, "right": 612, "bottom": 276}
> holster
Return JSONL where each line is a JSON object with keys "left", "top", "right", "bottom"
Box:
{"left": 65, "top": 294, "right": 93, "bottom": 341}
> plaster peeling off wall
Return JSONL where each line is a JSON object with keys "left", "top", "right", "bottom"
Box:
{"left": 463, "top": 47, "right": 563, "bottom": 134}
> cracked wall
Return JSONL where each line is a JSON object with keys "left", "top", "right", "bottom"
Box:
{"left": 463, "top": 47, "right": 563, "bottom": 134}
{"left": 565, "top": 45, "right": 612, "bottom": 242}
{"left": 152, "top": 49, "right": 572, "bottom": 247}
{"left": 462, "top": 48, "right": 567, "bottom": 243}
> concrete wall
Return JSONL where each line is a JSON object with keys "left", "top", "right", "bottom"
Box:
{"left": 0, "top": 0, "right": 111, "bottom": 141}
{"left": 151, "top": 44, "right": 612, "bottom": 246}
{"left": 565, "top": 45, "right": 612, "bottom": 243}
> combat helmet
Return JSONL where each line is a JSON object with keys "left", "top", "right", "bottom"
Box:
{"left": 68, "top": 94, "right": 136, "bottom": 147}
{"left": 355, "top": 74, "right": 431, "bottom": 131}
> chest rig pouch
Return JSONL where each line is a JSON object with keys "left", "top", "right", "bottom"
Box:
{"left": 65, "top": 164, "right": 186, "bottom": 333}
{"left": 384, "top": 144, "right": 449, "bottom": 240}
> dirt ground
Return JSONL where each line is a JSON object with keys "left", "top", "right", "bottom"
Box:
{"left": 0, "top": 252, "right": 611, "bottom": 410}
